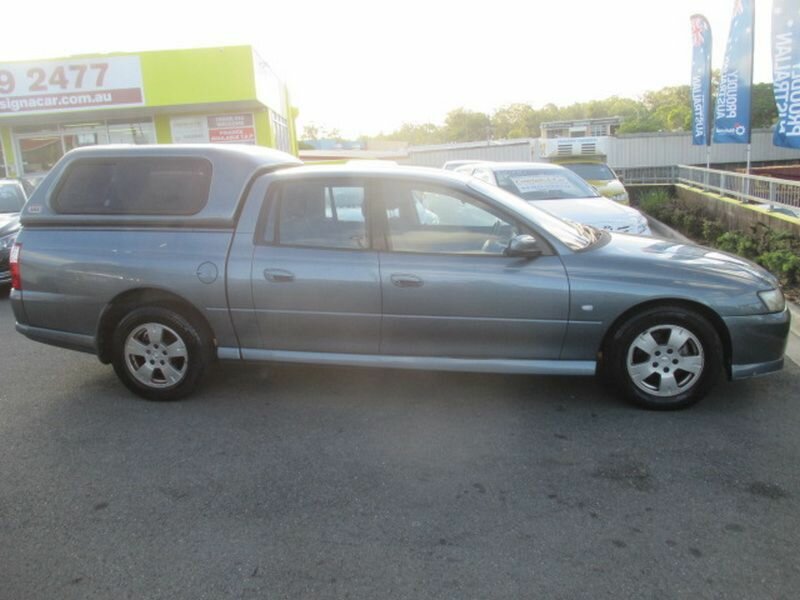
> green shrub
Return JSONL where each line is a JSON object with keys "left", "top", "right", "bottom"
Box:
{"left": 701, "top": 219, "right": 724, "bottom": 244}
{"left": 715, "top": 231, "right": 754, "bottom": 257}
{"left": 757, "top": 250, "right": 800, "bottom": 285}
{"left": 637, "top": 190, "right": 674, "bottom": 222}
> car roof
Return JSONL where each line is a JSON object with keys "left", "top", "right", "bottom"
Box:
{"left": 274, "top": 163, "right": 474, "bottom": 185}
{"left": 474, "top": 161, "right": 566, "bottom": 172}
{"left": 58, "top": 143, "right": 303, "bottom": 170}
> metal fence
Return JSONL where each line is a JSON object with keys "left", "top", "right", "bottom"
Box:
{"left": 676, "top": 165, "right": 800, "bottom": 214}
{"left": 615, "top": 166, "right": 678, "bottom": 184}
{"left": 618, "top": 164, "right": 800, "bottom": 216}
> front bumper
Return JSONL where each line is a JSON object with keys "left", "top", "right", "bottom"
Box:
{"left": 723, "top": 307, "right": 791, "bottom": 380}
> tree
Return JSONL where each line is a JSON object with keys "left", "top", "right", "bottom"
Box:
{"left": 301, "top": 124, "right": 320, "bottom": 141}
{"left": 441, "top": 108, "right": 492, "bottom": 142}
{"left": 362, "top": 80, "right": 780, "bottom": 144}
{"left": 751, "top": 82, "right": 778, "bottom": 129}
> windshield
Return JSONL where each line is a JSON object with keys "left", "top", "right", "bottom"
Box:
{"left": 494, "top": 168, "right": 599, "bottom": 200}
{"left": 0, "top": 183, "right": 26, "bottom": 213}
{"left": 467, "top": 179, "right": 597, "bottom": 251}
{"left": 562, "top": 162, "right": 615, "bottom": 181}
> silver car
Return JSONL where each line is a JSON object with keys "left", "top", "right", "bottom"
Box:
{"left": 10, "top": 146, "right": 791, "bottom": 409}
{"left": 0, "top": 179, "right": 27, "bottom": 285}
{"left": 456, "top": 162, "right": 651, "bottom": 235}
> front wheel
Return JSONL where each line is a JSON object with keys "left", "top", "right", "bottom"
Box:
{"left": 111, "top": 307, "right": 209, "bottom": 401}
{"left": 608, "top": 307, "right": 723, "bottom": 410}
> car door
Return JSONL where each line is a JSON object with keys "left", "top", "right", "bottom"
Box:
{"left": 377, "top": 179, "right": 570, "bottom": 359}
{"left": 249, "top": 176, "right": 381, "bottom": 354}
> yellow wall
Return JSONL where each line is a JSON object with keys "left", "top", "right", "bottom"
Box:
{"left": 139, "top": 46, "right": 256, "bottom": 107}
{"left": 254, "top": 111, "right": 273, "bottom": 147}
{"left": 154, "top": 115, "right": 172, "bottom": 144}
{"left": 1, "top": 127, "right": 16, "bottom": 177}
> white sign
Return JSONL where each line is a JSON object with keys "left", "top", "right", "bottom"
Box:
{"left": 170, "top": 116, "right": 209, "bottom": 144}
{"left": 0, "top": 56, "right": 144, "bottom": 116}
{"left": 171, "top": 114, "right": 256, "bottom": 145}
{"left": 510, "top": 175, "right": 570, "bottom": 193}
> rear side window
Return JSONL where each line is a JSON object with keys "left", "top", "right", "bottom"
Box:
{"left": 53, "top": 157, "right": 212, "bottom": 215}
{"left": 274, "top": 179, "right": 368, "bottom": 250}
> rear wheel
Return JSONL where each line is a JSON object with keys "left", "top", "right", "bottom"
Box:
{"left": 608, "top": 307, "right": 723, "bottom": 410}
{"left": 112, "top": 307, "right": 209, "bottom": 401}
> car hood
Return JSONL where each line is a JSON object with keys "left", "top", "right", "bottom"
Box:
{"left": 590, "top": 232, "right": 779, "bottom": 289}
{"left": 532, "top": 198, "right": 642, "bottom": 230}
{"left": 0, "top": 212, "right": 20, "bottom": 236}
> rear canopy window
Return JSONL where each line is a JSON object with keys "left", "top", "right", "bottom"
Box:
{"left": 54, "top": 157, "right": 212, "bottom": 215}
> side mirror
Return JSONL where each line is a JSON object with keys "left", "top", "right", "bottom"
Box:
{"left": 505, "top": 234, "right": 542, "bottom": 258}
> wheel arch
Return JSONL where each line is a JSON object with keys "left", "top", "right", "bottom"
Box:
{"left": 597, "top": 298, "right": 733, "bottom": 379}
{"left": 96, "top": 287, "right": 215, "bottom": 364}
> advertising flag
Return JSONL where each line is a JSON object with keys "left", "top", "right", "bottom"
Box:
{"left": 690, "top": 15, "right": 713, "bottom": 145}
{"left": 713, "top": 0, "right": 755, "bottom": 143}
{"left": 773, "top": 0, "right": 800, "bottom": 148}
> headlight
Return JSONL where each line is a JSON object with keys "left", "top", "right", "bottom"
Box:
{"left": 0, "top": 231, "right": 18, "bottom": 250}
{"left": 612, "top": 192, "right": 629, "bottom": 204}
{"left": 758, "top": 289, "right": 786, "bottom": 313}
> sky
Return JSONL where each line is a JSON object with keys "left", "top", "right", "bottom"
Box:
{"left": 0, "top": 0, "right": 775, "bottom": 138}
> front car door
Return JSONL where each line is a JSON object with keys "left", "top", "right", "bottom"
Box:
{"left": 376, "top": 179, "right": 570, "bottom": 359}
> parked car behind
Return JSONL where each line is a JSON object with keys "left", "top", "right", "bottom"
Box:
{"left": 557, "top": 160, "right": 630, "bottom": 204}
{"left": 0, "top": 179, "right": 27, "bottom": 285}
{"left": 442, "top": 159, "right": 486, "bottom": 171}
{"left": 455, "top": 162, "right": 650, "bottom": 235}
{"left": 9, "top": 145, "right": 790, "bottom": 409}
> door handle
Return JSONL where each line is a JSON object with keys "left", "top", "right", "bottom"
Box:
{"left": 390, "top": 273, "right": 424, "bottom": 288}
{"left": 264, "top": 268, "right": 295, "bottom": 283}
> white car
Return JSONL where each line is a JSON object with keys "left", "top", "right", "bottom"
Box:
{"left": 456, "top": 161, "right": 651, "bottom": 236}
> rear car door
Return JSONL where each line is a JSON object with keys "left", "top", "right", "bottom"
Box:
{"left": 249, "top": 177, "right": 381, "bottom": 354}
{"left": 376, "top": 180, "right": 570, "bottom": 359}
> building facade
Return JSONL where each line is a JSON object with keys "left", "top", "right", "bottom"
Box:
{"left": 0, "top": 45, "right": 297, "bottom": 179}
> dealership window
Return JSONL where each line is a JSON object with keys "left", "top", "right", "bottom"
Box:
{"left": 13, "top": 119, "right": 155, "bottom": 175}
{"left": 271, "top": 111, "right": 291, "bottom": 153}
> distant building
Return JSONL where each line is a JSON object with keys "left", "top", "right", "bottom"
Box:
{"left": 540, "top": 117, "right": 623, "bottom": 139}
{"left": 0, "top": 45, "right": 297, "bottom": 179}
{"left": 300, "top": 139, "right": 363, "bottom": 151}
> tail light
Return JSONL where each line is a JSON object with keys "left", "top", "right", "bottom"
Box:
{"left": 9, "top": 243, "right": 21, "bottom": 290}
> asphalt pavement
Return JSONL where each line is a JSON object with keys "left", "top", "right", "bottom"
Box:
{"left": 1, "top": 296, "right": 799, "bottom": 600}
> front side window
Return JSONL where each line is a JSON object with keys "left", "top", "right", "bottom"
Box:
{"left": 383, "top": 182, "right": 519, "bottom": 255}
{"left": 277, "top": 180, "right": 368, "bottom": 249}
{"left": 54, "top": 157, "right": 212, "bottom": 215}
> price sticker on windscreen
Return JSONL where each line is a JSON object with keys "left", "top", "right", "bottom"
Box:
{"left": 510, "top": 175, "right": 569, "bottom": 194}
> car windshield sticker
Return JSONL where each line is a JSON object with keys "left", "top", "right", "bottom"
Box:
{"left": 510, "top": 175, "right": 571, "bottom": 194}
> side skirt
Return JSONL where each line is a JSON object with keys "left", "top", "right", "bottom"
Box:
{"left": 220, "top": 347, "right": 597, "bottom": 376}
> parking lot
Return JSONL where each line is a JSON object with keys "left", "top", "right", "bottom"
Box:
{"left": 1, "top": 295, "right": 799, "bottom": 599}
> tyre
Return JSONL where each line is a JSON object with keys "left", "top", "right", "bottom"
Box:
{"left": 607, "top": 306, "right": 723, "bottom": 410}
{"left": 111, "top": 307, "right": 210, "bottom": 401}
